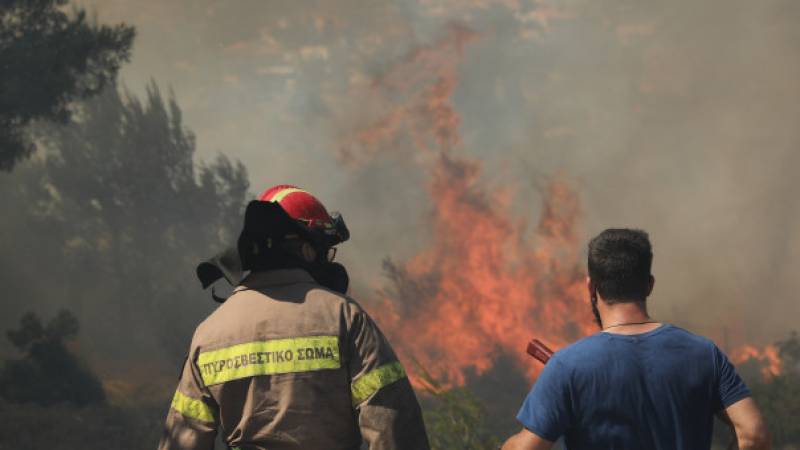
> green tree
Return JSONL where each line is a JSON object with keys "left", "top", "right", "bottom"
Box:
{"left": 0, "top": 82, "right": 250, "bottom": 370}
{"left": 36, "top": 83, "right": 249, "bottom": 359}
{"left": 0, "top": 0, "right": 134, "bottom": 170}
{"left": 0, "top": 310, "right": 105, "bottom": 406}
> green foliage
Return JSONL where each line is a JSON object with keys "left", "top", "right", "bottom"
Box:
{"left": 0, "top": 0, "right": 134, "bottom": 170}
{"left": 0, "top": 310, "right": 105, "bottom": 406}
{"left": 417, "top": 366, "right": 501, "bottom": 450}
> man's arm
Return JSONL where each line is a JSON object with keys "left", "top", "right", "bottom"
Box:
{"left": 509, "top": 352, "right": 572, "bottom": 448}
{"left": 501, "top": 428, "right": 554, "bottom": 450}
{"left": 346, "top": 302, "right": 430, "bottom": 450}
{"left": 720, "top": 398, "right": 771, "bottom": 450}
{"left": 712, "top": 345, "right": 770, "bottom": 450}
{"left": 157, "top": 348, "right": 218, "bottom": 450}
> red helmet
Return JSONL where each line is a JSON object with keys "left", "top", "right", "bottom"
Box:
{"left": 196, "top": 184, "right": 349, "bottom": 294}
{"left": 258, "top": 185, "right": 349, "bottom": 246}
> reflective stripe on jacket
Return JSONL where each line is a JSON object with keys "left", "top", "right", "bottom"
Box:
{"left": 158, "top": 269, "right": 430, "bottom": 450}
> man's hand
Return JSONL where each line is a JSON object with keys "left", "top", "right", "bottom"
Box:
{"left": 500, "top": 428, "right": 554, "bottom": 450}
{"left": 720, "top": 397, "right": 771, "bottom": 450}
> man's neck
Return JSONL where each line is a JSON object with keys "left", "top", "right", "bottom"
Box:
{"left": 599, "top": 300, "right": 660, "bottom": 335}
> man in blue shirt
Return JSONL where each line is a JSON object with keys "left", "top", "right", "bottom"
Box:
{"left": 502, "top": 229, "right": 771, "bottom": 450}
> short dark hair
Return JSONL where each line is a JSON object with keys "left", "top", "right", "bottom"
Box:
{"left": 587, "top": 229, "right": 653, "bottom": 303}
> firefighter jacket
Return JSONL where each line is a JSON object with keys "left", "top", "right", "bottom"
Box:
{"left": 158, "top": 269, "right": 430, "bottom": 450}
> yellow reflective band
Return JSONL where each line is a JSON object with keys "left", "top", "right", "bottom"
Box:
{"left": 171, "top": 390, "right": 216, "bottom": 423}
{"left": 268, "top": 188, "right": 309, "bottom": 203}
{"left": 351, "top": 361, "right": 406, "bottom": 405}
{"left": 197, "top": 335, "right": 340, "bottom": 386}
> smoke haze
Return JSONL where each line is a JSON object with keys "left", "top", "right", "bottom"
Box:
{"left": 0, "top": 0, "right": 800, "bottom": 448}
{"left": 69, "top": 0, "right": 799, "bottom": 347}
{"left": 3, "top": 0, "right": 797, "bottom": 377}
{"left": 0, "top": 0, "right": 797, "bottom": 444}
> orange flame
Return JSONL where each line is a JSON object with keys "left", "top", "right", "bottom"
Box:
{"left": 731, "top": 344, "right": 782, "bottom": 380}
{"left": 377, "top": 161, "right": 595, "bottom": 386}
{"left": 339, "top": 25, "right": 594, "bottom": 386}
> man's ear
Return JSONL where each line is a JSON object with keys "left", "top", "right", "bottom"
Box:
{"left": 586, "top": 276, "right": 595, "bottom": 298}
{"left": 647, "top": 275, "right": 655, "bottom": 296}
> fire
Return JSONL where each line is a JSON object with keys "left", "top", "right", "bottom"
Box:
{"left": 338, "top": 25, "right": 595, "bottom": 386}
{"left": 338, "top": 24, "right": 785, "bottom": 390}
{"left": 377, "top": 160, "right": 595, "bottom": 386}
{"left": 731, "top": 344, "right": 782, "bottom": 380}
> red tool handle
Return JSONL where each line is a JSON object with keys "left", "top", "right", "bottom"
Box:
{"left": 527, "top": 339, "right": 554, "bottom": 365}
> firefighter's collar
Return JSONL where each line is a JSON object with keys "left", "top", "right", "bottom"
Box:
{"left": 234, "top": 268, "right": 316, "bottom": 291}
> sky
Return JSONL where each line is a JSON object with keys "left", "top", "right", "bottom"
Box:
{"left": 79, "top": 0, "right": 800, "bottom": 347}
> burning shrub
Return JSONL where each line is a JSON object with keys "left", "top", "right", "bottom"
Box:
{"left": 748, "top": 332, "right": 800, "bottom": 447}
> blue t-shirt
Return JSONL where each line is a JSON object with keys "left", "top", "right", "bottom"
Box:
{"left": 516, "top": 324, "right": 751, "bottom": 450}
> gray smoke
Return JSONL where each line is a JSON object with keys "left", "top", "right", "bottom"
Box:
{"left": 69, "top": 0, "right": 800, "bottom": 348}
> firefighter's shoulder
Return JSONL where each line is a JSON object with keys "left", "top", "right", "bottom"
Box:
{"left": 191, "top": 275, "right": 362, "bottom": 345}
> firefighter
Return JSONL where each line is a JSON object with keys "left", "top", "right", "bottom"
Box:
{"left": 158, "top": 185, "right": 430, "bottom": 450}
